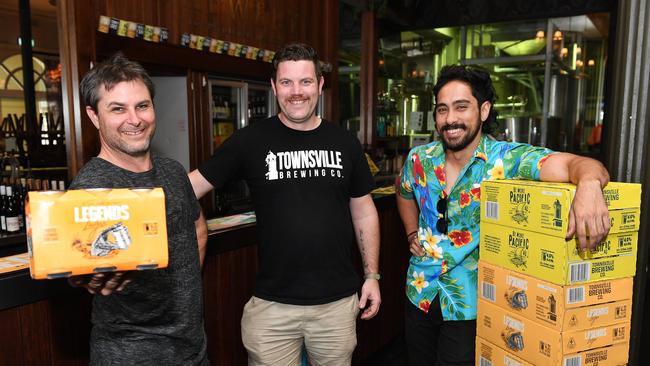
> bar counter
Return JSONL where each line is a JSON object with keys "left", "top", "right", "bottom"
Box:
{"left": 0, "top": 194, "right": 408, "bottom": 365}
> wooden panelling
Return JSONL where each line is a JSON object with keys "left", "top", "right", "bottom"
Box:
{"left": 0, "top": 199, "right": 409, "bottom": 365}
{"left": 203, "top": 243, "right": 258, "bottom": 365}
{"left": 58, "top": 0, "right": 339, "bottom": 174}
{"left": 0, "top": 307, "right": 24, "bottom": 366}
{"left": 352, "top": 197, "right": 409, "bottom": 362}
{"left": 89, "top": 0, "right": 335, "bottom": 65}
{"left": 0, "top": 293, "right": 91, "bottom": 366}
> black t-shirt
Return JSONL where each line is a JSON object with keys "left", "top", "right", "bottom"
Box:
{"left": 70, "top": 157, "right": 208, "bottom": 366}
{"left": 199, "top": 116, "right": 374, "bottom": 305}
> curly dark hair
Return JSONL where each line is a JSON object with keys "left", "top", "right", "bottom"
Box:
{"left": 432, "top": 65, "right": 498, "bottom": 134}
{"left": 271, "top": 43, "right": 321, "bottom": 81}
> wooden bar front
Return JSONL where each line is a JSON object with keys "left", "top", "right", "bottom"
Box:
{"left": 0, "top": 196, "right": 408, "bottom": 365}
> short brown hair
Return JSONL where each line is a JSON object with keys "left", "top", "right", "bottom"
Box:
{"left": 80, "top": 52, "right": 155, "bottom": 112}
{"left": 271, "top": 43, "right": 322, "bottom": 81}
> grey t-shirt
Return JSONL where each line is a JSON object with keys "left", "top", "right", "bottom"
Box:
{"left": 69, "top": 156, "right": 208, "bottom": 366}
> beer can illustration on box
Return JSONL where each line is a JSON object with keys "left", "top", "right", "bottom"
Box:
{"left": 98, "top": 15, "right": 110, "bottom": 33}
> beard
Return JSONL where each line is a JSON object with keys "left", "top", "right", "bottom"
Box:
{"left": 439, "top": 122, "right": 481, "bottom": 152}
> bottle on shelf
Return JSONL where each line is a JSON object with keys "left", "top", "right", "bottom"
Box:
{"left": 5, "top": 185, "right": 20, "bottom": 233}
{"left": 0, "top": 184, "right": 6, "bottom": 233}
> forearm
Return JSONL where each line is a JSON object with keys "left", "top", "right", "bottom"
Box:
{"left": 540, "top": 153, "right": 609, "bottom": 187}
{"left": 396, "top": 193, "right": 420, "bottom": 236}
{"left": 189, "top": 170, "right": 215, "bottom": 199}
{"left": 350, "top": 195, "right": 380, "bottom": 275}
{"left": 354, "top": 217, "right": 380, "bottom": 276}
{"left": 567, "top": 155, "right": 609, "bottom": 188}
{"left": 195, "top": 210, "right": 208, "bottom": 268}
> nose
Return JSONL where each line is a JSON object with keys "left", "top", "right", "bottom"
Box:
{"left": 126, "top": 107, "right": 141, "bottom": 125}
{"left": 290, "top": 82, "right": 302, "bottom": 95}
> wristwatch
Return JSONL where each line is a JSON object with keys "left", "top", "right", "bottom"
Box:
{"left": 364, "top": 273, "right": 381, "bottom": 280}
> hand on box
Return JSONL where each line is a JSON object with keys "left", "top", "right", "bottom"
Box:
{"left": 566, "top": 180, "right": 611, "bottom": 252}
{"left": 68, "top": 272, "right": 133, "bottom": 296}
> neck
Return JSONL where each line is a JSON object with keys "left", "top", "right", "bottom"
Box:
{"left": 97, "top": 149, "right": 153, "bottom": 173}
{"left": 444, "top": 135, "right": 482, "bottom": 167}
{"left": 278, "top": 113, "right": 321, "bottom": 131}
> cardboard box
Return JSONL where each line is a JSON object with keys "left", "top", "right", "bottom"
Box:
{"left": 477, "top": 299, "right": 630, "bottom": 365}
{"left": 478, "top": 261, "right": 633, "bottom": 331}
{"left": 480, "top": 222, "right": 637, "bottom": 285}
{"left": 27, "top": 188, "right": 168, "bottom": 279}
{"left": 476, "top": 336, "right": 629, "bottom": 366}
{"left": 481, "top": 180, "right": 641, "bottom": 237}
{"left": 476, "top": 336, "right": 533, "bottom": 366}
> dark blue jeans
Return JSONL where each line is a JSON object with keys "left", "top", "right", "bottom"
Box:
{"left": 404, "top": 296, "right": 476, "bottom": 366}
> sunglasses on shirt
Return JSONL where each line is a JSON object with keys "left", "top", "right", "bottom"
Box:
{"left": 436, "top": 196, "right": 448, "bottom": 235}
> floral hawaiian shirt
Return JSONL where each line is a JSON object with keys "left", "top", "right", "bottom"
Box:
{"left": 398, "top": 135, "right": 553, "bottom": 320}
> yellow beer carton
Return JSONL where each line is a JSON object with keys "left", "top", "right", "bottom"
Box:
{"left": 476, "top": 336, "right": 533, "bottom": 366}
{"left": 564, "top": 343, "right": 630, "bottom": 366}
{"left": 478, "top": 261, "right": 633, "bottom": 331}
{"left": 27, "top": 188, "right": 168, "bottom": 279}
{"left": 481, "top": 180, "right": 641, "bottom": 237}
{"left": 477, "top": 299, "right": 630, "bottom": 366}
{"left": 480, "top": 222, "right": 637, "bottom": 285}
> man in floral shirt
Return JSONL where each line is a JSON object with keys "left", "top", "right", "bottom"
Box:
{"left": 396, "top": 65, "right": 611, "bottom": 366}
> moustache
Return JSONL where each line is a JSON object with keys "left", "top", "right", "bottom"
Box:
{"left": 440, "top": 123, "right": 467, "bottom": 132}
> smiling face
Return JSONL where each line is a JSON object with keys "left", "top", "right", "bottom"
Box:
{"left": 434, "top": 80, "right": 490, "bottom": 152}
{"left": 271, "top": 60, "right": 324, "bottom": 130}
{"left": 86, "top": 80, "right": 156, "bottom": 161}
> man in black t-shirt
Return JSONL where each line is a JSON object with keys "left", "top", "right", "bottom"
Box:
{"left": 190, "top": 43, "right": 381, "bottom": 365}
{"left": 69, "top": 53, "right": 209, "bottom": 365}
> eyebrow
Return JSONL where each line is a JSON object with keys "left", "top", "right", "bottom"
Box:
{"left": 435, "top": 99, "right": 472, "bottom": 108}
{"left": 105, "top": 100, "right": 151, "bottom": 108}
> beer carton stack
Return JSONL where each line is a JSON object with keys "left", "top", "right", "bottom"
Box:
{"left": 476, "top": 180, "right": 641, "bottom": 366}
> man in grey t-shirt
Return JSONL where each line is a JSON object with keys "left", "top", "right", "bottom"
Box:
{"left": 69, "top": 53, "right": 209, "bottom": 365}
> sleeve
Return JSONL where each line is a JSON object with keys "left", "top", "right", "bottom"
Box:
{"left": 348, "top": 135, "right": 375, "bottom": 197}
{"left": 503, "top": 143, "right": 555, "bottom": 180}
{"left": 69, "top": 163, "right": 114, "bottom": 190}
{"left": 173, "top": 160, "right": 201, "bottom": 222}
{"left": 398, "top": 149, "right": 415, "bottom": 199}
{"left": 197, "top": 128, "right": 246, "bottom": 189}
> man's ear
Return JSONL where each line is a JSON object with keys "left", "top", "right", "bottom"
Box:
{"left": 270, "top": 78, "right": 277, "bottom": 96}
{"left": 86, "top": 106, "right": 100, "bottom": 129}
{"left": 480, "top": 101, "right": 491, "bottom": 122}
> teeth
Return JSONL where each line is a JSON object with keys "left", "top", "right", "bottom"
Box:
{"left": 123, "top": 130, "right": 143, "bottom": 135}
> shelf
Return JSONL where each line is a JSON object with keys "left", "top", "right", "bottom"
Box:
{"left": 96, "top": 32, "right": 272, "bottom": 80}
{"left": 0, "top": 233, "right": 26, "bottom": 248}
{"left": 460, "top": 54, "right": 546, "bottom": 66}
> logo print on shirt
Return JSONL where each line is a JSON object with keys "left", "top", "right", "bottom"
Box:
{"left": 265, "top": 151, "right": 279, "bottom": 180}
{"left": 265, "top": 150, "right": 344, "bottom": 180}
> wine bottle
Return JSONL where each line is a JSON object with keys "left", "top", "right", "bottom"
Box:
{"left": 5, "top": 185, "right": 20, "bottom": 233}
